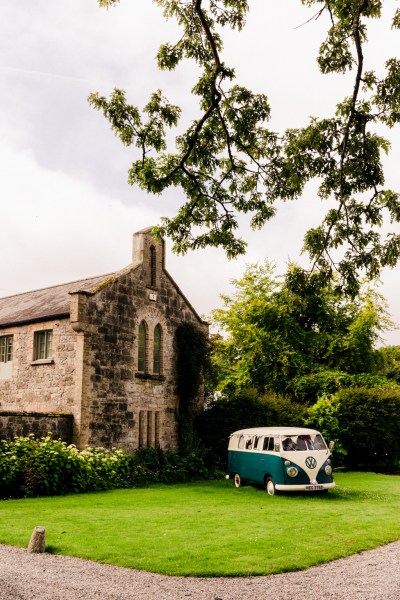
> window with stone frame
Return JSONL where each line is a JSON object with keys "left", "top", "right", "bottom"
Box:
{"left": 0, "top": 335, "right": 13, "bottom": 379}
{"left": 150, "top": 245, "right": 157, "bottom": 287}
{"left": 153, "top": 324, "right": 163, "bottom": 375}
{"left": 138, "top": 321, "right": 147, "bottom": 373}
{"left": 33, "top": 330, "right": 53, "bottom": 361}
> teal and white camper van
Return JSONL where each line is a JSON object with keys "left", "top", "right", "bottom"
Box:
{"left": 227, "top": 427, "right": 335, "bottom": 495}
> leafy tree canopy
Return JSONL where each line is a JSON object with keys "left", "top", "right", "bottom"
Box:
{"left": 91, "top": 0, "right": 400, "bottom": 295}
{"left": 375, "top": 345, "right": 400, "bottom": 382}
{"left": 209, "top": 261, "right": 391, "bottom": 399}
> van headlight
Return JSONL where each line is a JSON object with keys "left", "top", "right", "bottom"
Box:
{"left": 287, "top": 467, "right": 298, "bottom": 478}
{"left": 325, "top": 465, "right": 332, "bottom": 475}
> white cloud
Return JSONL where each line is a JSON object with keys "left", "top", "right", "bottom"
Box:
{"left": 0, "top": 142, "right": 160, "bottom": 294}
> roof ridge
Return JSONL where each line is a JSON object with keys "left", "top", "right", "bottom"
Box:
{"left": 0, "top": 273, "right": 115, "bottom": 302}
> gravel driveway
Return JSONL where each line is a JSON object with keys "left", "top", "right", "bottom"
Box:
{"left": 1, "top": 541, "right": 399, "bottom": 600}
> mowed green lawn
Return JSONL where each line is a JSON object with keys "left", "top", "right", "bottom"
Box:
{"left": 1, "top": 472, "right": 399, "bottom": 576}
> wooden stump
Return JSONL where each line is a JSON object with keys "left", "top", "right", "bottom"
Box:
{"left": 27, "top": 526, "right": 46, "bottom": 553}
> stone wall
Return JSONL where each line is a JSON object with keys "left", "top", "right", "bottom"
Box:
{"left": 0, "top": 318, "right": 80, "bottom": 420}
{"left": 73, "top": 230, "right": 208, "bottom": 452}
{"left": 0, "top": 411, "right": 73, "bottom": 443}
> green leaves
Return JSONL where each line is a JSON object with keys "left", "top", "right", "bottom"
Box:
{"left": 92, "top": 0, "right": 400, "bottom": 295}
{"left": 209, "top": 261, "right": 389, "bottom": 399}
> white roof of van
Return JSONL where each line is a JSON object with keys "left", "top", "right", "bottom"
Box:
{"left": 230, "top": 427, "right": 320, "bottom": 436}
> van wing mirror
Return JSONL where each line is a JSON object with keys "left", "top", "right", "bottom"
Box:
{"left": 329, "top": 440, "right": 335, "bottom": 450}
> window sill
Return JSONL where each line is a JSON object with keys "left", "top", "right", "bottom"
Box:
{"left": 135, "top": 372, "right": 165, "bottom": 382}
{"left": 31, "top": 358, "right": 55, "bottom": 366}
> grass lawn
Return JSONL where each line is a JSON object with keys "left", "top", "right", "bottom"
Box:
{"left": 0, "top": 472, "right": 399, "bottom": 576}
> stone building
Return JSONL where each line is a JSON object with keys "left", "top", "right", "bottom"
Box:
{"left": 0, "top": 228, "right": 208, "bottom": 451}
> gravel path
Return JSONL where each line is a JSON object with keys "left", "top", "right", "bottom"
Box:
{"left": 1, "top": 541, "right": 399, "bottom": 600}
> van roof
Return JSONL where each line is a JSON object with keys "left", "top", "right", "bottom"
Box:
{"left": 230, "top": 427, "right": 321, "bottom": 436}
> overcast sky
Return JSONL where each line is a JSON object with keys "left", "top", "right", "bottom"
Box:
{"left": 1, "top": 0, "right": 399, "bottom": 344}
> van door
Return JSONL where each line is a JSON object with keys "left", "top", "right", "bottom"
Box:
{"left": 256, "top": 436, "right": 284, "bottom": 485}
{"left": 250, "top": 436, "right": 274, "bottom": 484}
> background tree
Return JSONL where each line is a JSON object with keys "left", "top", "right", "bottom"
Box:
{"left": 307, "top": 386, "right": 400, "bottom": 470}
{"left": 209, "top": 261, "right": 390, "bottom": 401}
{"left": 92, "top": 0, "right": 400, "bottom": 295}
{"left": 375, "top": 345, "right": 400, "bottom": 383}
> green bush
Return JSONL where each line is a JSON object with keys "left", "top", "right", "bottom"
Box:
{"left": 307, "top": 386, "right": 400, "bottom": 470}
{"left": 336, "top": 386, "right": 400, "bottom": 470}
{"left": 0, "top": 435, "right": 218, "bottom": 499}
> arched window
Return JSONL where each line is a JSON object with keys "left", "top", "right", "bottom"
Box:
{"left": 153, "top": 324, "right": 162, "bottom": 375}
{"left": 150, "top": 245, "right": 156, "bottom": 287}
{"left": 138, "top": 321, "right": 147, "bottom": 373}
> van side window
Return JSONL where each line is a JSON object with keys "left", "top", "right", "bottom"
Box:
{"left": 238, "top": 435, "right": 245, "bottom": 449}
{"left": 254, "top": 435, "right": 261, "bottom": 449}
{"left": 244, "top": 435, "right": 253, "bottom": 450}
{"left": 263, "top": 436, "right": 275, "bottom": 451}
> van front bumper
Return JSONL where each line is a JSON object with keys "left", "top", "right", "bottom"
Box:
{"left": 276, "top": 482, "right": 336, "bottom": 492}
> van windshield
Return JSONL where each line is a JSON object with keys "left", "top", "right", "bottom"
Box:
{"left": 281, "top": 434, "right": 327, "bottom": 451}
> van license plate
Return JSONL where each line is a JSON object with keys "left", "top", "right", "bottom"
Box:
{"left": 305, "top": 485, "right": 324, "bottom": 491}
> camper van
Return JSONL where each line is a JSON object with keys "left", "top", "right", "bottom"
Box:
{"left": 227, "top": 427, "right": 335, "bottom": 495}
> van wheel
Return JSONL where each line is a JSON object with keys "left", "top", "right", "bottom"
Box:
{"left": 233, "top": 473, "right": 242, "bottom": 488}
{"left": 265, "top": 477, "right": 276, "bottom": 496}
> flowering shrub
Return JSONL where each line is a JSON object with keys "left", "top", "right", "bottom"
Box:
{"left": 0, "top": 435, "right": 218, "bottom": 499}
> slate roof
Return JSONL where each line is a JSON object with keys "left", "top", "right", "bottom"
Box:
{"left": 0, "top": 274, "right": 113, "bottom": 328}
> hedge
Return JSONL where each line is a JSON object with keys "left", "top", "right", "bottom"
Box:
{"left": 0, "top": 435, "right": 219, "bottom": 499}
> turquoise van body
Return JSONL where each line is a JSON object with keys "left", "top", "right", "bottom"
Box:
{"left": 227, "top": 427, "right": 335, "bottom": 495}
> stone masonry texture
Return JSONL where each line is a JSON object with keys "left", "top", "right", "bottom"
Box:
{"left": 0, "top": 229, "right": 208, "bottom": 452}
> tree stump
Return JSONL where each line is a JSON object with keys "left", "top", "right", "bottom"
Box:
{"left": 27, "top": 526, "right": 46, "bottom": 553}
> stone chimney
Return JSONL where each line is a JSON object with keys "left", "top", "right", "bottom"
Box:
{"left": 132, "top": 227, "right": 165, "bottom": 289}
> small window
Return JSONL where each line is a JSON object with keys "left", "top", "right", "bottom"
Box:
{"left": 153, "top": 324, "right": 162, "bottom": 375}
{"left": 0, "top": 335, "right": 13, "bottom": 379}
{"left": 150, "top": 246, "right": 156, "bottom": 287}
{"left": 138, "top": 321, "right": 147, "bottom": 373}
{"left": 33, "top": 330, "right": 53, "bottom": 360}
{"left": 0, "top": 335, "right": 13, "bottom": 363}
{"left": 244, "top": 435, "right": 253, "bottom": 450}
{"left": 263, "top": 436, "right": 275, "bottom": 451}
{"left": 238, "top": 435, "right": 245, "bottom": 449}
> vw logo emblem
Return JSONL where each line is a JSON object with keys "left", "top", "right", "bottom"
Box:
{"left": 305, "top": 456, "right": 317, "bottom": 469}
